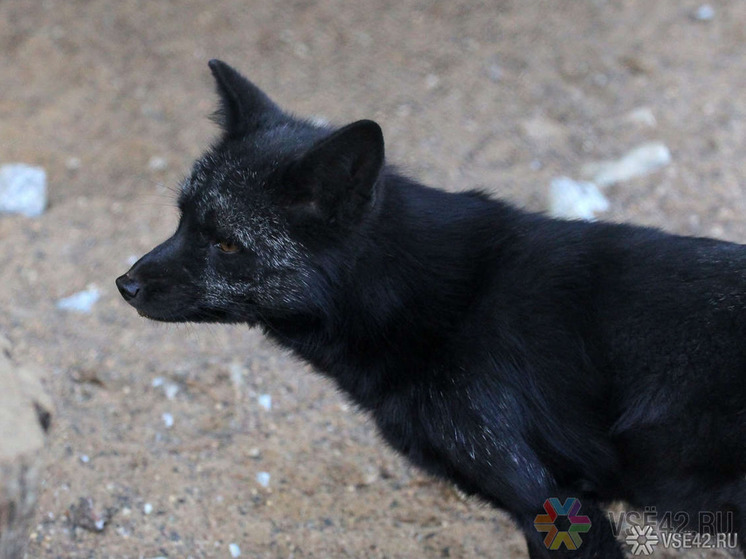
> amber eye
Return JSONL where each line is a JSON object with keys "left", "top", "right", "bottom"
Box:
{"left": 217, "top": 240, "right": 240, "bottom": 253}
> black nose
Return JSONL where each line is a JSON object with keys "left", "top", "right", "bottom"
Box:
{"left": 116, "top": 274, "right": 141, "bottom": 301}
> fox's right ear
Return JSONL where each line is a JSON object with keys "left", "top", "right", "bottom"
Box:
{"left": 208, "top": 59, "right": 280, "bottom": 138}
{"left": 282, "top": 120, "right": 384, "bottom": 225}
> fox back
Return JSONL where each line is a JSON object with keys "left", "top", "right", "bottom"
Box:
{"left": 117, "top": 60, "right": 746, "bottom": 558}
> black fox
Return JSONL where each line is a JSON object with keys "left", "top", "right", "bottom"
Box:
{"left": 116, "top": 60, "right": 746, "bottom": 558}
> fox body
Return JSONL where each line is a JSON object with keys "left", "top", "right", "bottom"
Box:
{"left": 117, "top": 60, "right": 746, "bottom": 558}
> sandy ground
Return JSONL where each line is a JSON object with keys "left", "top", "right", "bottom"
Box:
{"left": 2, "top": 0, "right": 746, "bottom": 557}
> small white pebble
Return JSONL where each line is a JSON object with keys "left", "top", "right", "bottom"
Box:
{"left": 151, "top": 377, "right": 164, "bottom": 388}
{"left": 148, "top": 156, "right": 168, "bottom": 172}
{"left": 549, "top": 177, "right": 609, "bottom": 221}
{"left": 56, "top": 285, "right": 101, "bottom": 314}
{"left": 256, "top": 472, "right": 270, "bottom": 488}
{"left": 143, "top": 503, "right": 153, "bottom": 515}
{"left": 79, "top": 454, "right": 90, "bottom": 464}
{"left": 162, "top": 412, "right": 174, "bottom": 429}
{"left": 258, "top": 394, "right": 272, "bottom": 411}
{"left": 229, "top": 543, "right": 241, "bottom": 557}
{"left": 116, "top": 525, "right": 129, "bottom": 537}
{"left": 693, "top": 4, "right": 715, "bottom": 21}
{"left": 164, "top": 383, "right": 179, "bottom": 400}
{"left": 94, "top": 519, "right": 105, "bottom": 531}
{"left": 625, "top": 107, "right": 657, "bottom": 128}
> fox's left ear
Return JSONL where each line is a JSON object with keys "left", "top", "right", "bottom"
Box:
{"left": 283, "top": 120, "right": 385, "bottom": 224}
{"left": 208, "top": 59, "right": 281, "bottom": 138}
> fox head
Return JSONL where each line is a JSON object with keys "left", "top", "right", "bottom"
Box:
{"left": 116, "top": 60, "right": 385, "bottom": 324}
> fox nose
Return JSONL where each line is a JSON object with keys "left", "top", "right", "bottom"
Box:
{"left": 116, "top": 274, "right": 141, "bottom": 301}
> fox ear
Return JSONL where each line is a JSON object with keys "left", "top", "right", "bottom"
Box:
{"left": 208, "top": 59, "right": 280, "bottom": 138}
{"left": 283, "top": 120, "right": 385, "bottom": 223}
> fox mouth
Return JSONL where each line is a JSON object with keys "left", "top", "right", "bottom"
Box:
{"left": 134, "top": 304, "right": 248, "bottom": 324}
{"left": 133, "top": 305, "right": 193, "bottom": 322}
{"left": 137, "top": 309, "right": 160, "bottom": 320}
{"left": 136, "top": 309, "right": 177, "bottom": 322}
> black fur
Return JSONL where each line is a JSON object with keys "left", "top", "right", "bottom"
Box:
{"left": 116, "top": 60, "right": 746, "bottom": 558}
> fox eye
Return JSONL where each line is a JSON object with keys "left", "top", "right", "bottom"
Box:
{"left": 217, "top": 240, "right": 240, "bottom": 253}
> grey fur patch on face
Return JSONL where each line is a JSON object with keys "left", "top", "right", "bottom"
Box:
{"left": 180, "top": 151, "right": 312, "bottom": 316}
{"left": 200, "top": 262, "right": 311, "bottom": 313}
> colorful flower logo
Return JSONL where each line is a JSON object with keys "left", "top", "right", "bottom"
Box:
{"left": 534, "top": 498, "right": 592, "bottom": 550}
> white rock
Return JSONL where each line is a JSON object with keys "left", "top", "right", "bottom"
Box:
{"left": 693, "top": 4, "right": 715, "bottom": 21}
{"left": 151, "top": 377, "right": 165, "bottom": 388}
{"left": 0, "top": 163, "right": 47, "bottom": 217}
{"left": 258, "top": 394, "right": 272, "bottom": 411}
{"left": 56, "top": 285, "right": 101, "bottom": 313}
{"left": 256, "top": 472, "right": 270, "bottom": 488}
{"left": 162, "top": 412, "right": 174, "bottom": 429}
{"left": 143, "top": 503, "right": 153, "bottom": 515}
{"left": 549, "top": 177, "right": 609, "bottom": 221}
{"left": 148, "top": 156, "right": 168, "bottom": 172}
{"left": 582, "top": 142, "right": 671, "bottom": 187}
{"left": 229, "top": 543, "right": 241, "bottom": 557}
{"left": 79, "top": 454, "right": 90, "bottom": 464}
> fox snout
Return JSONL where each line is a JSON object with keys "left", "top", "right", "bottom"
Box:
{"left": 116, "top": 238, "right": 168, "bottom": 307}
{"left": 115, "top": 234, "right": 198, "bottom": 321}
{"left": 115, "top": 250, "right": 161, "bottom": 315}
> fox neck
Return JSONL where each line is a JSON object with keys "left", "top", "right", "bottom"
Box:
{"left": 262, "top": 174, "right": 512, "bottom": 408}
